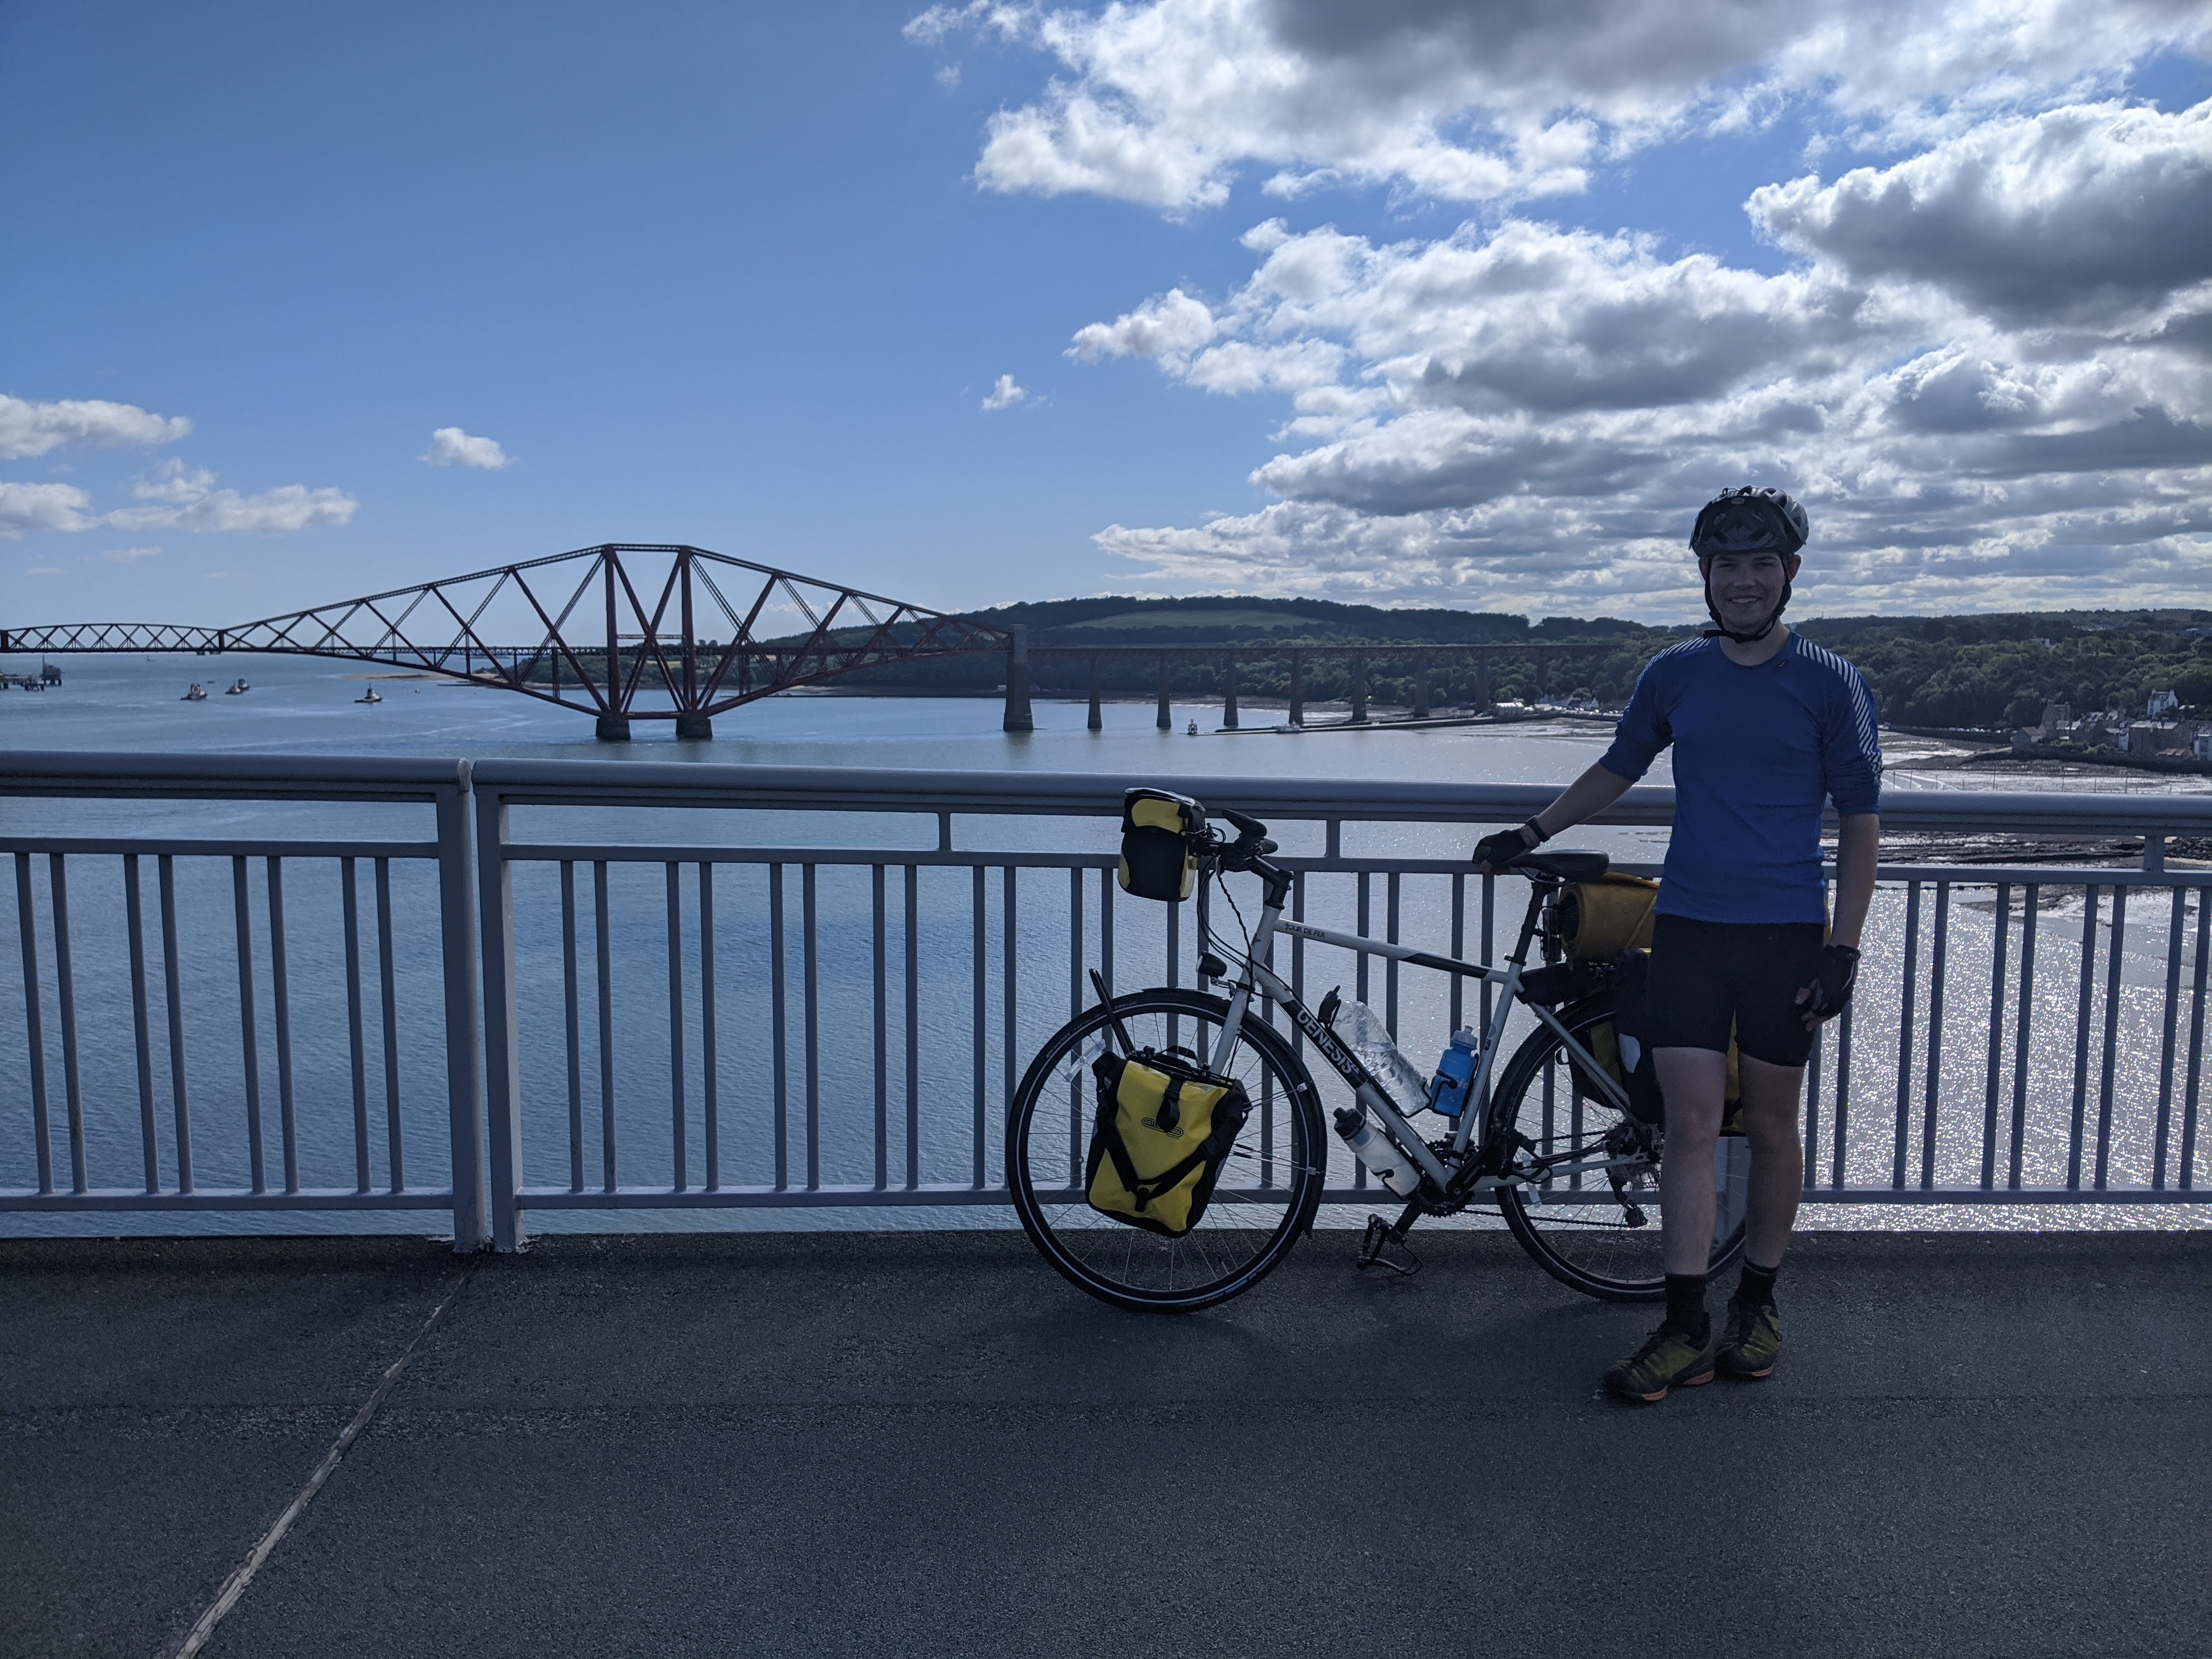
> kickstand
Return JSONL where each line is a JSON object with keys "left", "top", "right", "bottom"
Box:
{"left": 1355, "top": 1208, "right": 1422, "bottom": 1277}
{"left": 1089, "top": 969, "right": 1137, "bottom": 1057}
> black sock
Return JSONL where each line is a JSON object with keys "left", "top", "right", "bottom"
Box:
{"left": 1664, "top": 1272, "right": 1708, "bottom": 1339}
{"left": 1736, "top": 1259, "right": 1780, "bottom": 1310}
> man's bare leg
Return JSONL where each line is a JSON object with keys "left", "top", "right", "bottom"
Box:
{"left": 1655, "top": 1047, "right": 1727, "bottom": 1275}
{"left": 1737, "top": 1054, "right": 1806, "bottom": 1268}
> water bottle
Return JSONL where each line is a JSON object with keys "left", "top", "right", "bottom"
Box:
{"left": 1333, "top": 1108, "right": 1423, "bottom": 1197}
{"left": 1427, "top": 1028, "right": 1480, "bottom": 1116}
{"left": 1335, "top": 1000, "right": 1431, "bottom": 1109}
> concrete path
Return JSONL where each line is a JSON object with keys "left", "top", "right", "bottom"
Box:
{"left": 3, "top": 1229, "right": 2207, "bottom": 1659}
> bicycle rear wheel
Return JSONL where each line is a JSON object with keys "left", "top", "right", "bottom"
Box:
{"left": 1007, "top": 988, "right": 1325, "bottom": 1312}
{"left": 1491, "top": 996, "right": 1747, "bottom": 1301}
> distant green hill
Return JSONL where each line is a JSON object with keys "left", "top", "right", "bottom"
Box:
{"left": 808, "top": 595, "right": 2212, "bottom": 726}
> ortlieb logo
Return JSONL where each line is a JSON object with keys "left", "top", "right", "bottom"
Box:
{"left": 1139, "top": 1115, "right": 1184, "bottom": 1137}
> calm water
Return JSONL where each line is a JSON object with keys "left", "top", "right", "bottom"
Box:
{"left": 3, "top": 653, "right": 2204, "bottom": 1236}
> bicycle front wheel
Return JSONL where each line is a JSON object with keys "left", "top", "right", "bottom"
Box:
{"left": 1008, "top": 988, "right": 1326, "bottom": 1312}
{"left": 1491, "top": 996, "right": 1747, "bottom": 1302}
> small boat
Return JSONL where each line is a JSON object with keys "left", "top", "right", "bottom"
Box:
{"left": 182, "top": 682, "right": 207, "bottom": 701}
{"left": 356, "top": 687, "right": 382, "bottom": 704}
{"left": 1186, "top": 720, "right": 1199, "bottom": 736}
{"left": 225, "top": 678, "right": 250, "bottom": 695}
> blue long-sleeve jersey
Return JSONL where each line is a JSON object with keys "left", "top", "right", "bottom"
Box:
{"left": 1599, "top": 633, "right": 1883, "bottom": 925}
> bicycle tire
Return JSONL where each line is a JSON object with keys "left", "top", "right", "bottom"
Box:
{"left": 1007, "top": 988, "right": 1327, "bottom": 1312}
{"left": 1491, "top": 995, "right": 1748, "bottom": 1302}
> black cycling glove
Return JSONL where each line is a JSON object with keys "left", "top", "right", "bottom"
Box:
{"left": 1797, "top": 943, "right": 1860, "bottom": 1021}
{"left": 1471, "top": 828, "right": 1531, "bottom": 872}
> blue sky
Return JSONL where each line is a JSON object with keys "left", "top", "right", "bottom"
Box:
{"left": 4, "top": 1, "right": 2208, "bottom": 628}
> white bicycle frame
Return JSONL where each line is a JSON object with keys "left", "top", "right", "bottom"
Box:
{"left": 1203, "top": 877, "right": 1638, "bottom": 1194}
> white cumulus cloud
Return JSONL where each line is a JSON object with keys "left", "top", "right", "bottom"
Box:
{"left": 422, "top": 426, "right": 514, "bottom": 469}
{"left": 1750, "top": 98, "right": 2212, "bottom": 325}
{"left": 981, "top": 373, "right": 1030, "bottom": 410}
{"left": 1070, "top": 191, "right": 2212, "bottom": 614}
{"left": 0, "top": 394, "right": 191, "bottom": 461}
{"left": 914, "top": 0, "right": 2209, "bottom": 211}
{"left": 106, "top": 461, "right": 358, "bottom": 534}
{"left": 0, "top": 482, "right": 98, "bottom": 538}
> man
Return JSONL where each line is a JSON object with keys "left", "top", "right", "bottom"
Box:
{"left": 1476, "top": 487, "right": 1881, "bottom": 1402}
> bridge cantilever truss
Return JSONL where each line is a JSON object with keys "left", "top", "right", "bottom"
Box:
{"left": 0, "top": 544, "right": 1014, "bottom": 738}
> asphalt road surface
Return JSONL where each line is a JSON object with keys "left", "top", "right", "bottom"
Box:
{"left": 4, "top": 1228, "right": 2207, "bottom": 1659}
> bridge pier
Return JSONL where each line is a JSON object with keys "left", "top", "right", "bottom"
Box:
{"left": 1086, "top": 656, "right": 1102, "bottom": 731}
{"left": 1001, "top": 625, "right": 1033, "bottom": 733}
{"left": 675, "top": 715, "right": 713, "bottom": 741}
{"left": 596, "top": 715, "right": 631, "bottom": 741}
{"left": 1349, "top": 657, "right": 1368, "bottom": 725}
{"left": 1221, "top": 657, "right": 1239, "bottom": 729}
{"left": 1288, "top": 653, "right": 1304, "bottom": 727}
{"left": 1156, "top": 657, "right": 1172, "bottom": 730}
{"left": 1413, "top": 665, "right": 1431, "bottom": 720}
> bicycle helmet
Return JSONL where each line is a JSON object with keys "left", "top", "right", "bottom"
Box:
{"left": 1690, "top": 486, "right": 1808, "bottom": 643}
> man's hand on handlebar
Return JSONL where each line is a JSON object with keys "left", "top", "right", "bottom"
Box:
{"left": 1472, "top": 826, "right": 1532, "bottom": 875}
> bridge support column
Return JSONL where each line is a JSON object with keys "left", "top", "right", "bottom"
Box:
{"left": 675, "top": 715, "right": 714, "bottom": 740}
{"left": 1349, "top": 657, "right": 1368, "bottom": 725}
{"left": 1413, "top": 665, "right": 1431, "bottom": 720}
{"left": 1087, "top": 656, "right": 1102, "bottom": 731}
{"left": 1288, "top": 653, "right": 1303, "bottom": 727}
{"left": 1156, "top": 656, "right": 1172, "bottom": 730}
{"left": 1001, "top": 625, "right": 1033, "bottom": 733}
{"left": 1222, "top": 658, "right": 1239, "bottom": 729}
{"left": 596, "top": 714, "right": 631, "bottom": 741}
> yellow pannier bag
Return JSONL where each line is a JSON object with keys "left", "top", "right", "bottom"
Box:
{"left": 1118, "top": 787, "right": 1205, "bottom": 902}
{"left": 1085, "top": 1048, "right": 1250, "bottom": 1236}
{"left": 1555, "top": 872, "right": 1660, "bottom": 960}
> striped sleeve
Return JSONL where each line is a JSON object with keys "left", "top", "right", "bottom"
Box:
{"left": 1801, "top": 641, "right": 1882, "bottom": 815}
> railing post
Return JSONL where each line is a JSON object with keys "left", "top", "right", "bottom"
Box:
{"left": 437, "top": 762, "right": 491, "bottom": 1250}
{"left": 475, "top": 776, "right": 527, "bottom": 1251}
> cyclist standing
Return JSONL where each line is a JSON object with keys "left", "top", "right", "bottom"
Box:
{"left": 1475, "top": 487, "right": 1881, "bottom": 1402}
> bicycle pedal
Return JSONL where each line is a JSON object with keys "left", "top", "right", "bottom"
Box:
{"left": 1355, "top": 1213, "right": 1420, "bottom": 1277}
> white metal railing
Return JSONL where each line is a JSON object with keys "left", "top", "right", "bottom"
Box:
{"left": 5, "top": 750, "right": 2209, "bottom": 1251}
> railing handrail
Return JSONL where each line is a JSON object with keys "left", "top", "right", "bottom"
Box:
{"left": 8, "top": 749, "right": 2208, "bottom": 839}
{"left": 462, "top": 755, "right": 2212, "bottom": 837}
{"left": 0, "top": 749, "right": 472, "bottom": 803}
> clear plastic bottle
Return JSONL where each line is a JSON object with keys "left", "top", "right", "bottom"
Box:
{"left": 1335, "top": 1000, "right": 1431, "bottom": 1109}
{"left": 1332, "top": 1108, "right": 1423, "bottom": 1197}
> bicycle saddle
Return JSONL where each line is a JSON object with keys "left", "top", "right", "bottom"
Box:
{"left": 1506, "top": 850, "right": 1609, "bottom": 882}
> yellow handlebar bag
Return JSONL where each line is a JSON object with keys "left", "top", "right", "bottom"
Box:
{"left": 1118, "top": 787, "right": 1206, "bottom": 902}
{"left": 1555, "top": 873, "right": 1660, "bottom": 960}
{"left": 1086, "top": 1049, "right": 1250, "bottom": 1236}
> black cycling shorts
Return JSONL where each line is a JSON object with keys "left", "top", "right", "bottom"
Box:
{"left": 1646, "top": 914, "right": 1827, "bottom": 1069}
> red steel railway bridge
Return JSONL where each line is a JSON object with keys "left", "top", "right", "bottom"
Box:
{"left": 0, "top": 543, "right": 1613, "bottom": 738}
